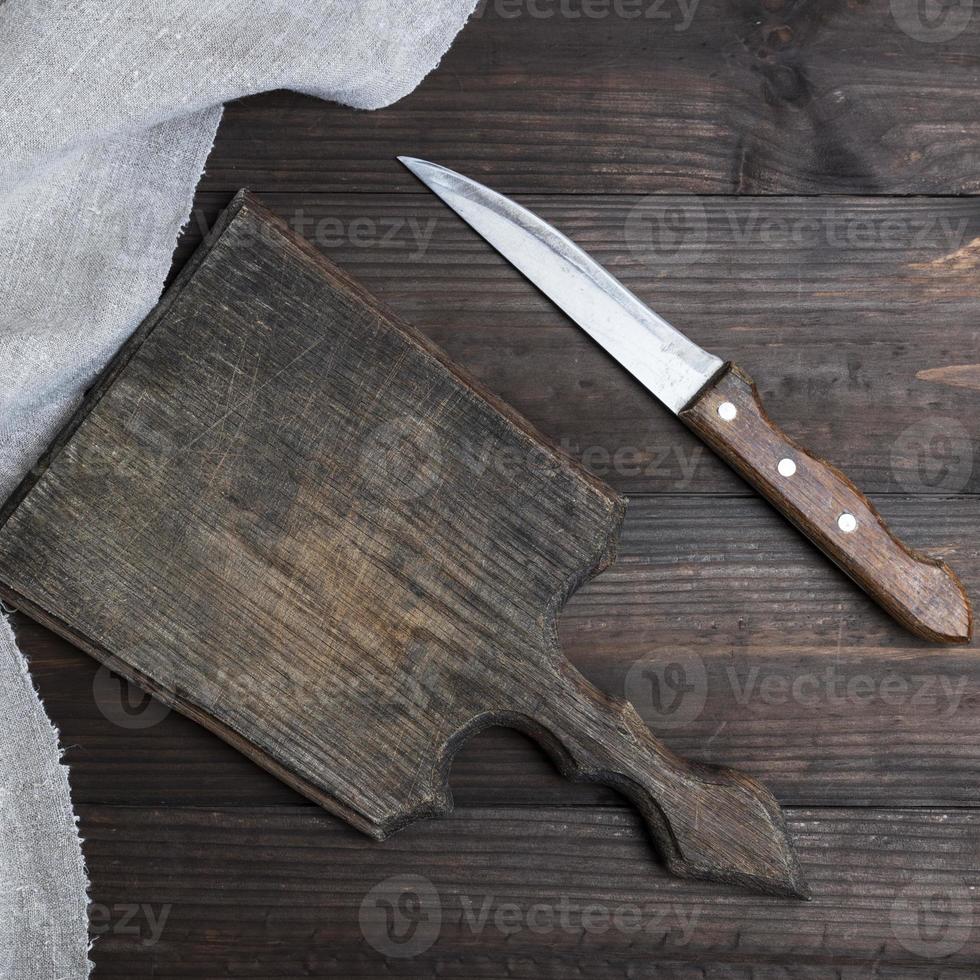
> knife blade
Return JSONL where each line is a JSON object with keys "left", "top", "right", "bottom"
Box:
{"left": 400, "top": 157, "right": 972, "bottom": 645}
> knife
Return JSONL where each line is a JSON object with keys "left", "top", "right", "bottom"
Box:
{"left": 399, "top": 157, "right": 972, "bottom": 645}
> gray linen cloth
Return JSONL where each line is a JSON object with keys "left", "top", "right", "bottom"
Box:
{"left": 0, "top": 2, "right": 478, "bottom": 976}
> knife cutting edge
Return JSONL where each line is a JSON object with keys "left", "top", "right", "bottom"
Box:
{"left": 399, "top": 157, "right": 972, "bottom": 645}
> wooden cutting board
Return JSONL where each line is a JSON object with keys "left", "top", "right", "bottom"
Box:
{"left": 0, "top": 192, "right": 806, "bottom": 898}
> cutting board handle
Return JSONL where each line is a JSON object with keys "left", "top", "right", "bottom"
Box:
{"left": 518, "top": 664, "right": 809, "bottom": 899}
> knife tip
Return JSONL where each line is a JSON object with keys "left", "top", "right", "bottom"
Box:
{"left": 397, "top": 155, "right": 426, "bottom": 174}
{"left": 398, "top": 157, "right": 457, "bottom": 187}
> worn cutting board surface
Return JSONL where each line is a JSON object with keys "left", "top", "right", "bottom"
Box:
{"left": 0, "top": 192, "right": 805, "bottom": 897}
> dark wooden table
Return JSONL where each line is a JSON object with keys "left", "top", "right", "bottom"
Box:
{"left": 16, "top": 3, "right": 980, "bottom": 975}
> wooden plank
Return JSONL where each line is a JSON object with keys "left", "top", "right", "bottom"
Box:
{"left": 201, "top": 1, "right": 980, "bottom": 195}
{"left": 81, "top": 804, "right": 980, "bottom": 977}
{"left": 174, "top": 193, "right": 980, "bottom": 496}
{"left": 17, "top": 492, "right": 979, "bottom": 809}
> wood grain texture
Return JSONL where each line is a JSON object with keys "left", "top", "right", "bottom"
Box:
{"left": 680, "top": 364, "right": 973, "bottom": 643}
{"left": 80, "top": 804, "right": 980, "bottom": 978}
{"left": 202, "top": 2, "right": 980, "bottom": 195}
{"left": 0, "top": 194, "right": 806, "bottom": 896}
{"left": 14, "top": 493, "right": 979, "bottom": 811}
{"left": 173, "top": 193, "right": 980, "bottom": 497}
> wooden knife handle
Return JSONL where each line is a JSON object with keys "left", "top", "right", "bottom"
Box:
{"left": 679, "top": 363, "right": 972, "bottom": 644}
{"left": 529, "top": 666, "right": 809, "bottom": 899}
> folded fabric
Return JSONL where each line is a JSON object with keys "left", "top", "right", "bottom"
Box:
{"left": 0, "top": 2, "right": 478, "bottom": 976}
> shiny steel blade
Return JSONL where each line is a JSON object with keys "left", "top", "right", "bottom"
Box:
{"left": 399, "top": 157, "right": 723, "bottom": 414}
